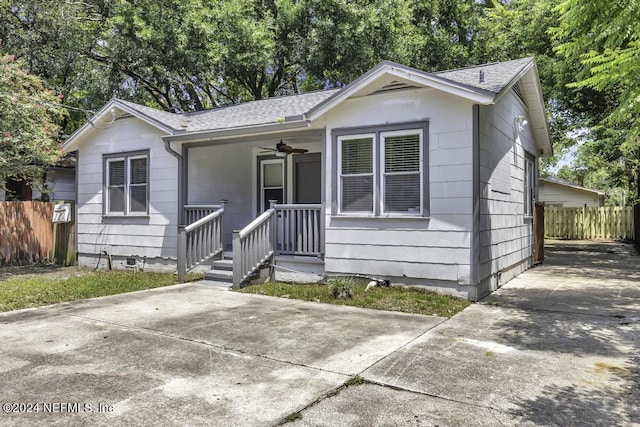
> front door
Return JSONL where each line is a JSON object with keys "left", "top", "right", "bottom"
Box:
{"left": 258, "top": 156, "right": 285, "bottom": 213}
{"left": 293, "top": 153, "right": 321, "bottom": 204}
{"left": 257, "top": 153, "right": 321, "bottom": 211}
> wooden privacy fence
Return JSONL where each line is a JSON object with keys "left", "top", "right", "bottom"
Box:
{"left": 0, "top": 201, "right": 75, "bottom": 266}
{"left": 544, "top": 206, "right": 635, "bottom": 240}
{"left": 635, "top": 204, "right": 640, "bottom": 244}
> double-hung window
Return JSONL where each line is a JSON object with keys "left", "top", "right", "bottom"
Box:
{"left": 524, "top": 153, "right": 535, "bottom": 217}
{"left": 105, "top": 151, "right": 149, "bottom": 215}
{"left": 340, "top": 134, "right": 375, "bottom": 213}
{"left": 336, "top": 122, "right": 427, "bottom": 217}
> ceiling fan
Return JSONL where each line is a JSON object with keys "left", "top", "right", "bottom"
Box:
{"left": 260, "top": 140, "right": 309, "bottom": 156}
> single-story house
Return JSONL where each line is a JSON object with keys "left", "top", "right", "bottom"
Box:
{"left": 62, "top": 57, "right": 552, "bottom": 300}
{"left": 538, "top": 176, "right": 605, "bottom": 207}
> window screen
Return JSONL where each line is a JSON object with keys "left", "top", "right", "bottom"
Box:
{"left": 108, "top": 160, "right": 125, "bottom": 213}
{"left": 524, "top": 154, "right": 535, "bottom": 217}
{"left": 340, "top": 137, "right": 374, "bottom": 212}
{"left": 104, "top": 153, "right": 148, "bottom": 215}
{"left": 383, "top": 133, "right": 421, "bottom": 213}
{"left": 129, "top": 157, "right": 147, "bottom": 212}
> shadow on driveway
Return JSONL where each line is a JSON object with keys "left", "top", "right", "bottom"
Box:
{"left": 486, "top": 240, "right": 640, "bottom": 426}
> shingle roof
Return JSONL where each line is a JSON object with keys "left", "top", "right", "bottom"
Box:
{"left": 94, "top": 57, "right": 539, "bottom": 138}
{"left": 435, "top": 57, "right": 534, "bottom": 94}
{"left": 540, "top": 176, "right": 605, "bottom": 195}
{"left": 117, "top": 99, "right": 185, "bottom": 130}
{"left": 117, "top": 89, "right": 340, "bottom": 133}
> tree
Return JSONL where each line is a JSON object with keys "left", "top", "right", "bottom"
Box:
{"left": 555, "top": 0, "right": 640, "bottom": 202}
{"left": 0, "top": 52, "right": 67, "bottom": 191}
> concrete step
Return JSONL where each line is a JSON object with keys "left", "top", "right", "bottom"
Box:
{"left": 211, "top": 258, "right": 233, "bottom": 271}
{"left": 204, "top": 269, "right": 233, "bottom": 283}
{"left": 196, "top": 279, "right": 233, "bottom": 290}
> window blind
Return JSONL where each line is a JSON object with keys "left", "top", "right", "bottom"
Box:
{"left": 341, "top": 137, "right": 374, "bottom": 212}
{"left": 383, "top": 133, "right": 420, "bottom": 213}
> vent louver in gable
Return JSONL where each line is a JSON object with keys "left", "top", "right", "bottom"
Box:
{"left": 374, "top": 80, "right": 419, "bottom": 94}
{"left": 513, "top": 82, "right": 526, "bottom": 106}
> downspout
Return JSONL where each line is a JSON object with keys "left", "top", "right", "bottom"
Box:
{"left": 164, "top": 140, "right": 184, "bottom": 224}
{"left": 165, "top": 139, "right": 187, "bottom": 282}
{"left": 471, "top": 104, "right": 481, "bottom": 298}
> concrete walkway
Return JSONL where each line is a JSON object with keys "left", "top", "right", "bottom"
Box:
{"left": 292, "top": 240, "right": 640, "bottom": 426}
{"left": 1, "top": 240, "right": 639, "bottom": 426}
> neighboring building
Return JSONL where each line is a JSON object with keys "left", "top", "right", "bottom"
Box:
{"left": 1, "top": 156, "right": 76, "bottom": 202}
{"left": 539, "top": 176, "right": 605, "bottom": 208}
{"left": 62, "top": 58, "right": 552, "bottom": 300}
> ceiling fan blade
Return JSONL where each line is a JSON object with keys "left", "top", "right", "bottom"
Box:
{"left": 290, "top": 148, "right": 309, "bottom": 154}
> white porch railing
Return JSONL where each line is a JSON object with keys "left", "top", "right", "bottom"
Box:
{"left": 184, "top": 204, "right": 222, "bottom": 225}
{"left": 232, "top": 206, "right": 276, "bottom": 287}
{"left": 275, "top": 204, "right": 322, "bottom": 256}
{"left": 232, "top": 202, "right": 323, "bottom": 287}
{"left": 177, "top": 203, "right": 226, "bottom": 282}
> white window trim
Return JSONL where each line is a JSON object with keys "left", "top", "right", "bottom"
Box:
{"left": 524, "top": 153, "right": 535, "bottom": 218}
{"left": 337, "top": 133, "right": 376, "bottom": 216}
{"left": 380, "top": 129, "right": 424, "bottom": 216}
{"left": 333, "top": 122, "right": 428, "bottom": 218}
{"left": 260, "top": 158, "right": 285, "bottom": 212}
{"left": 104, "top": 151, "right": 149, "bottom": 216}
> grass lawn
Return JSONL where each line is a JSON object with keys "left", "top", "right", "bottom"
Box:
{"left": 0, "top": 265, "right": 201, "bottom": 313}
{"left": 238, "top": 282, "right": 470, "bottom": 317}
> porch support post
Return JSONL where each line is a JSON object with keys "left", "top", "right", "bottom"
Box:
{"left": 232, "top": 229, "right": 241, "bottom": 288}
{"left": 177, "top": 225, "right": 187, "bottom": 283}
{"left": 219, "top": 199, "right": 228, "bottom": 254}
{"left": 269, "top": 200, "right": 277, "bottom": 282}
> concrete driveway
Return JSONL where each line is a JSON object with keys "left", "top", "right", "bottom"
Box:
{"left": 1, "top": 240, "right": 639, "bottom": 426}
{"left": 294, "top": 240, "right": 640, "bottom": 426}
{"left": 0, "top": 282, "right": 444, "bottom": 426}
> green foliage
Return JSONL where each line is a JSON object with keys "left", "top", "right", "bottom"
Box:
{"left": 554, "top": 0, "right": 640, "bottom": 202}
{"left": 4, "top": 0, "right": 636, "bottom": 202}
{"left": 0, "top": 267, "right": 191, "bottom": 312}
{"left": 343, "top": 375, "right": 365, "bottom": 387}
{"left": 328, "top": 277, "right": 355, "bottom": 299}
{"left": 0, "top": 52, "right": 66, "bottom": 190}
{"left": 239, "top": 282, "right": 470, "bottom": 317}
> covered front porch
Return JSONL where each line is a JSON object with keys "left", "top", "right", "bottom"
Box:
{"left": 175, "top": 131, "right": 326, "bottom": 285}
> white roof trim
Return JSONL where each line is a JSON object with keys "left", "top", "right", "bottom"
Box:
{"left": 305, "top": 62, "right": 495, "bottom": 121}
{"left": 61, "top": 99, "right": 175, "bottom": 152}
{"left": 163, "top": 119, "right": 311, "bottom": 143}
{"left": 540, "top": 177, "right": 605, "bottom": 196}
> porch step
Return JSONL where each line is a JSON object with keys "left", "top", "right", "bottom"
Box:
{"left": 204, "top": 269, "right": 234, "bottom": 282}
{"left": 211, "top": 258, "right": 233, "bottom": 271}
{"left": 196, "top": 279, "right": 233, "bottom": 290}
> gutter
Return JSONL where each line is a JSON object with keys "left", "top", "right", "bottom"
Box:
{"left": 162, "top": 119, "right": 311, "bottom": 143}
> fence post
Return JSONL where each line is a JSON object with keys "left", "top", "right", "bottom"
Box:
{"left": 177, "top": 225, "right": 187, "bottom": 283}
{"left": 232, "top": 230, "right": 241, "bottom": 288}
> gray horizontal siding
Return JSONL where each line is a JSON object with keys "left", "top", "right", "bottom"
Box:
{"left": 75, "top": 118, "right": 179, "bottom": 263}
{"left": 478, "top": 91, "right": 537, "bottom": 289}
{"left": 323, "top": 88, "right": 474, "bottom": 288}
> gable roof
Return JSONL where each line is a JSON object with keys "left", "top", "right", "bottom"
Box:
{"left": 434, "top": 57, "right": 534, "bottom": 94}
{"left": 540, "top": 176, "right": 606, "bottom": 196}
{"left": 118, "top": 90, "right": 340, "bottom": 133}
{"left": 62, "top": 57, "right": 551, "bottom": 154}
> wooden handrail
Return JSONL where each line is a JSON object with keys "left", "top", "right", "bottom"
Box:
{"left": 233, "top": 206, "right": 276, "bottom": 287}
{"left": 177, "top": 203, "right": 226, "bottom": 282}
{"left": 239, "top": 208, "right": 276, "bottom": 239}
{"left": 185, "top": 208, "right": 223, "bottom": 233}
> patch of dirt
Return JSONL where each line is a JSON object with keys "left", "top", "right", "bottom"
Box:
{"left": 0, "top": 264, "right": 92, "bottom": 281}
